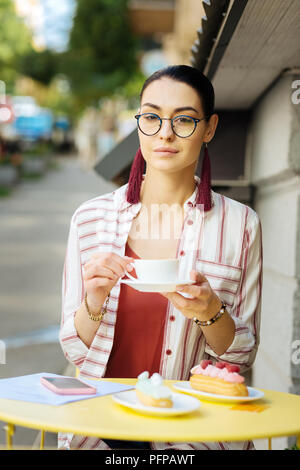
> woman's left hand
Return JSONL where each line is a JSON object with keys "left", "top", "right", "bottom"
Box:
{"left": 161, "top": 270, "right": 222, "bottom": 322}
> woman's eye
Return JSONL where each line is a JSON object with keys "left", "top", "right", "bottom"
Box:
{"left": 178, "top": 117, "right": 191, "bottom": 123}
{"left": 145, "top": 115, "right": 158, "bottom": 120}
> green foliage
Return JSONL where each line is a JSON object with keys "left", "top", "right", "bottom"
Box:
{"left": 117, "top": 69, "right": 146, "bottom": 107}
{"left": 44, "top": 79, "right": 76, "bottom": 118}
{"left": 0, "top": 0, "right": 143, "bottom": 119}
{"left": 63, "top": 0, "right": 141, "bottom": 103}
{"left": 18, "top": 49, "right": 61, "bottom": 86}
{"left": 22, "top": 141, "right": 53, "bottom": 158}
{"left": 0, "top": 186, "right": 12, "bottom": 198}
{"left": 284, "top": 444, "right": 299, "bottom": 450}
{"left": 0, "top": 0, "right": 33, "bottom": 89}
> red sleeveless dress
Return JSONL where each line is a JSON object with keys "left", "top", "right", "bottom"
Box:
{"left": 104, "top": 242, "right": 168, "bottom": 378}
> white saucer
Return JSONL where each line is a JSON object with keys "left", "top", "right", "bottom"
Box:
{"left": 112, "top": 390, "right": 200, "bottom": 417}
{"left": 172, "top": 381, "right": 265, "bottom": 403}
{"left": 120, "top": 278, "right": 195, "bottom": 293}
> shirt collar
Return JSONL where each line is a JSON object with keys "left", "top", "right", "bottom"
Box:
{"left": 115, "top": 174, "right": 214, "bottom": 215}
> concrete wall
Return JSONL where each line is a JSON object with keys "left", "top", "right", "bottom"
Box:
{"left": 249, "top": 72, "right": 300, "bottom": 449}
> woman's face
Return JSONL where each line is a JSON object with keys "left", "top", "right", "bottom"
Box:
{"left": 138, "top": 77, "right": 218, "bottom": 174}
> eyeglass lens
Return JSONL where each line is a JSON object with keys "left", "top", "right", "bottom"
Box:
{"left": 138, "top": 114, "right": 196, "bottom": 137}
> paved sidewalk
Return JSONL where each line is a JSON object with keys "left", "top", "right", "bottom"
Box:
{"left": 0, "top": 154, "right": 116, "bottom": 448}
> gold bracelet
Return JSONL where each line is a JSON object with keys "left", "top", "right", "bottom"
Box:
{"left": 193, "top": 301, "right": 227, "bottom": 327}
{"left": 84, "top": 292, "right": 110, "bottom": 322}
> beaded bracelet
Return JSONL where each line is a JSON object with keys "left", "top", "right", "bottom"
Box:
{"left": 193, "top": 301, "right": 227, "bottom": 327}
{"left": 84, "top": 292, "right": 111, "bottom": 322}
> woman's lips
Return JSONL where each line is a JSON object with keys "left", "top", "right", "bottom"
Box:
{"left": 154, "top": 148, "right": 179, "bottom": 156}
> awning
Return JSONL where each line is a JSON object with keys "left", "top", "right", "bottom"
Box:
{"left": 94, "top": 128, "right": 139, "bottom": 185}
{"left": 194, "top": 0, "right": 300, "bottom": 108}
{"left": 190, "top": 0, "right": 231, "bottom": 74}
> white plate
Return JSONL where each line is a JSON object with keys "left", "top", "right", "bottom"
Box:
{"left": 112, "top": 389, "right": 201, "bottom": 417}
{"left": 172, "top": 381, "right": 265, "bottom": 403}
{"left": 120, "top": 279, "right": 195, "bottom": 293}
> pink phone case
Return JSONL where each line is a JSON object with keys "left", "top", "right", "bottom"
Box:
{"left": 40, "top": 377, "right": 97, "bottom": 395}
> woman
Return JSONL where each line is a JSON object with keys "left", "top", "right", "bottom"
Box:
{"left": 59, "top": 65, "right": 263, "bottom": 450}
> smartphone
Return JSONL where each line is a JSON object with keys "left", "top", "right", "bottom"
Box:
{"left": 40, "top": 376, "right": 97, "bottom": 395}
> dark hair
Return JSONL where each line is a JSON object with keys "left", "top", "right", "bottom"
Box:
{"left": 140, "top": 65, "right": 215, "bottom": 122}
{"left": 126, "top": 65, "right": 214, "bottom": 211}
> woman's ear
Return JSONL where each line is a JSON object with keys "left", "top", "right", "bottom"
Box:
{"left": 204, "top": 114, "right": 219, "bottom": 144}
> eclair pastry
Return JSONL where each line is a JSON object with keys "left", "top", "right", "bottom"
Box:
{"left": 190, "top": 360, "right": 248, "bottom": 397}
{"left": 136, "top": 371, "right": 173, "bottom": 408}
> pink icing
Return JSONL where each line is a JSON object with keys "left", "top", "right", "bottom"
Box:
{"left": 192, "top": 364, "right": 245, "bottom": 384}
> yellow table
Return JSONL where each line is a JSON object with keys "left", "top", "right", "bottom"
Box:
{"left": 1, "top": 379, "right": 300, "bottom": 450}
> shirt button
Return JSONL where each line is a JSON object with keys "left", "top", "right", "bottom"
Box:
{"left": 166, "top": 349, "right": 172, "bottom": 356}
{"left": 169, "top": 315, "right": 175, "bottom": 322}
{"left": 179, "top": 250, "right": 185, "bottom": 256}
{"left": 187, "top": 201, "right": 194, "bottom": 207}
{"left": 187, "top": 220, "right": 193, "bottom": 225}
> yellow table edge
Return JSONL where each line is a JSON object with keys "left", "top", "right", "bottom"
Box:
{"left": 0, "top": 379, "right": 299, "bottom": 445}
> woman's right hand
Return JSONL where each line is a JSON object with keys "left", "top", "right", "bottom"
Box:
{"left": 82, "top": 252, "right": 134, "bottom": 309}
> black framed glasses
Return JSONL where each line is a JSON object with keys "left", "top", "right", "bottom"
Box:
{"left": 134, "top": 113, "right": 208, "bottom": 138}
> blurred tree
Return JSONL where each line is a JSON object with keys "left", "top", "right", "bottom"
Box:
{"left": 119, "top": 69, "right": 147, "bottom": 107}
{"left": 18, "top": 49, "right": 61, "bottom": 86}
{"left": 0, "top": 0, "right": 33, "bottom": 91}
{"left": 10, "top": 0, "right": 144, "bottom": 118}
{"left": 62, "top": 0, "right": 141, "bottom": 104}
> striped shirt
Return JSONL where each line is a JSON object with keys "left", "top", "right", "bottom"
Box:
{"left": 58, "top": 174, "right": 263, "bottom": 450}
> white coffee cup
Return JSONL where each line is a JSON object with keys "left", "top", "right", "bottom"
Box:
{"left": 124, "top": 259, "right": 179, "bottom": 283}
